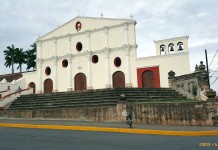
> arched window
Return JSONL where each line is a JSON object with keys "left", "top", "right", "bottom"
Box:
{"left": 177, "top": 42, "right": 183, "bottom": 51}
{"left": 168, "top": 43, "right": 174, "bottom": 54}
{"left": 76, "top": 42, "right": 83, "bottom": 51}
{"left": 45, "top": 67, "right": 51, "bottom": 76}
{"left": 114, "top": 57, "right": 121, "bottom": 67}
{"left": 160, "top": 44, "right": 166, "bottom": 55}
{"left": 62, "top": 59, "right": 68, "bottom": 68}
{"left": 92, "top": 55, "right": 99, "bottom": 64}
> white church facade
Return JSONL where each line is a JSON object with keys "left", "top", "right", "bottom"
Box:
{"left": 2, "top": 16, "right": 191, "bottom": 94}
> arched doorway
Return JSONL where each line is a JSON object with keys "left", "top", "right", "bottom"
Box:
{"left": 28, "top": 82, "right": 36, "bottom": 94}
{"left": 74, "top": 73, "right": 87, "bottom": 91}
{"left": 142, "top": 70, "right": 155, "bottom": 88}
{"left": 112, "top": 71, "right": 125, "bottom": 88}
{"left": 44, "top": 79, "right": 53, "bottom": 93}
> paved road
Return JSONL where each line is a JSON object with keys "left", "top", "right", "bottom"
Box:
{"left": 0, "top": 127, "right": 218, "bottom": 150}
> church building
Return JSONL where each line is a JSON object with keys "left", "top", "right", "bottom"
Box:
{"left": 10, "top": 16, "right": 191, "bottom": 94}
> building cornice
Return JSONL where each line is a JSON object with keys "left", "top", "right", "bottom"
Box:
{"left": 154, "top": 36, "right": 189, "bottom": 44}
{"left": 36, "top": 22, "right": 135, "bottom": 43}
{"left": 37, "top": 44, "right": 137, "bottom": 63}
{"left": 137, "top": 51, "right": 189, "bottom": 61}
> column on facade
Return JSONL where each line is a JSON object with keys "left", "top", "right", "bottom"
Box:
{"left": 67, "top": 36, "right": 73, "bottom": 91}
{"left": 53, "top": 38, "right": 58, "bottom": 92}
{"left": 124, "top": 24, "right": 132, "bottom": 87}
{"left": 87, "top": 53, "right": 92, "bottom": 90}
{"left": 124, "top": 23, "right": 129, "bottom": 45}
{"left": 87, "top": 31, "right": 91, "bottom": 51}
{"left": 37, "top": 59, "right": 43, "bottom": 93}
{"left": 36, "top": 42, "right": 43, "bottom": 93}
{"left": 125, "top": 46, "right": 132, "bottom": 87}
{"left": 105, "top": 50, "right": 111, "bottom": 88}
{"left": 37, "top": 41, "right": 42, "bottom": 59}
{"left": 104, "top": 27, "right": 111, "bottom": 88}
{"left": 104, "top": 27, "right": 109, "bottom": 48}
{"left": 87, "top": 32, "right": 92, "bottom": 89}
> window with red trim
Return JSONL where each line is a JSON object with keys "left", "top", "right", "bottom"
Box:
{"left": 45, "top": 67, "right": 51, "bottom": 76}
{"left": 92, "top": 55, "right": 99, "bottom": 64}
{"left": 62, "top": 59, "right": 68, "bottom": 68}
{"left": 76, "top": 42, "right": 82, "bottom": 51}
{"left": 114, "top": 57, "right": 121, "bottom": 67}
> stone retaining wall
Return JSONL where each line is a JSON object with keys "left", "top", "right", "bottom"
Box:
{"left": 1, "top": 101, "right": 218, "bottom": 126}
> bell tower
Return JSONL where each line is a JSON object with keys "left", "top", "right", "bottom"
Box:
{"left": 154, "top": 36, "right": 189, "bottom": 56}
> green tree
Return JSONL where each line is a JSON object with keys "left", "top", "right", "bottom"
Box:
{"left": 28, "top": 43, "right": 36, "bottom": 70}
{"left": 25, "top": 49, "right": 36, "bottom": 71}
{"left": 30, "top": 43, "right": 36, "bottom": 52}
{"left": 15, "top": 48, "right": 26, "bottom": 72}
{"left": 3, "top": 44, "right": 17, "bottom": 74}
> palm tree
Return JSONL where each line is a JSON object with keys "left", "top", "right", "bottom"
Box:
{"left": 4, "top": 44, "right": 17, "bottom": 74}
{"left": 25, "top": 49, "right": 36, "bottom": 71}
{"left": 29, "top": 43, "right": 36, "bottom": 70}
{"left": 30, "top": 43, "right": 36, "bottom": 52}
{"left": 15, "top": 48, "right": 26, "bottom": 72}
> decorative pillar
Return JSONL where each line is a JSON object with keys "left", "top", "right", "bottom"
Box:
{"left": 37, "top": 59, "right": 43, "bottom": 93}
{"left": 87, "top": 31, "right": 91, "bottom": 51}
{"left": 53, "top": 38, "right": 58, "bottom": 92}
{"left": 37, "top": 41, "right": 42, "bottom": 59}
{"left": 67, "top": 36, "right": 73, "bottom": 91}
{"left": 67, "top": 55, "right": 73, "bottom": 91}
{"left": 36, "top": 42, "right": 43, "bottom": 93}
{"left": 124, "top": 24, "right": 129, "bottom": 45}
{"left": 87, "top": 52, "right": 92, "bottom": 89}
{"left": 68, "top": 35, "right": 72, "bottom": 54}
{"left": 105, "top": 50, "right": 111, "bottom": 88}
{"left": 53, "top": 57, "right": 58, "bottom": 92}
{"left": 104, "top": 27, "right": 109, "bottom": 48}
{"left": 125, "top": 46, "right": 132, "bottom": 87}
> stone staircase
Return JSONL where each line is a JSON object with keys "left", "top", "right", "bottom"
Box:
{"left": 8, "top": 88, "right": 187, "bottom": 110}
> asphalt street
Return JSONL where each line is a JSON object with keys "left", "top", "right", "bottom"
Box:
{"left": 0, "top": 127, "right": 218, "bottom": 150}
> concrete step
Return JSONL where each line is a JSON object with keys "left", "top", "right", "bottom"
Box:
{"left": 8, "top": 88, "right": 187, "bottom": 110}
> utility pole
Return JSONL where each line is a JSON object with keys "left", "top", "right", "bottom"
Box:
{"left": 205, "top": 49, "right": 210, "bottom": 89}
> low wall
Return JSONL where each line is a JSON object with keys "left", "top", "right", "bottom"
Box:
{"left": 1, "top": 101, "right": 218, "bottom": 126}
{"left": 168, "top": 71, "right": 209, "bottom": 100}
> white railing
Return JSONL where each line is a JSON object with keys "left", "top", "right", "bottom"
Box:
{"left": 0, "top": 88, "right": 33, "bottom": 109}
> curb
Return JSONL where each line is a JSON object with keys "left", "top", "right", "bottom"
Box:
{"left": 0, "top": 123, "right": 218, "bottom": 136}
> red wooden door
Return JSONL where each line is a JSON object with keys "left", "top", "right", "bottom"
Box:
{"left": 142, "top": 70, "right": 155, "bottom": 88}
{"left": 44, "top": 79, "right": 53, "bottom": 93}
{"left": 75, "top": 73, "right": 87, "bottom": 91}
{"left": 113, "top": 71, "right": 125, "bottom": 88}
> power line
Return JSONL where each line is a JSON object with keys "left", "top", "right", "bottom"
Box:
{"left": 210, "top": 67, "right": 218, "bottom": 79}
{"left": 211, "top": 75, "right": 218, "bottom": 86}
{"left": 209, "top": 49, "right": 218, "bottom": 67}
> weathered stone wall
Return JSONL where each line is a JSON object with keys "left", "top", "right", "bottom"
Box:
{"left": 169, "top": 71, "right": 209, "bottom": 100}
{"left": 127, "top": 102, "right": 218, "bottom": 126}
{"left": 1, "top": 101, "right": 218, "bottom": 126}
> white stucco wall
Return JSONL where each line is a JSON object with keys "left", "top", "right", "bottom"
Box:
{"left": 136, "top": 52, "right": 190, "bottom": 87}
{"left": 38, "top": 17, "right": 135, "bottom": 41}
{"left": 10, "top": 16, "right": 191, "bottom": 94}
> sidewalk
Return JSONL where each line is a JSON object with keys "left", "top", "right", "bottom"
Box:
{"left": 0, "top": 118, "right": 218, "bottom": 136}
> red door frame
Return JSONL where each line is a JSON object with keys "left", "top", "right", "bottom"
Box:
{"left": 137, "top": 66, "right": 160, "bottom": 88}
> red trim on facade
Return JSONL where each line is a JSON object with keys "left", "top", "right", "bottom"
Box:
{"left": 75, "top": 21, "right": 82, "bottom": 32}
{"left": 137, "top": 66, "right": 160, "bottom": 88}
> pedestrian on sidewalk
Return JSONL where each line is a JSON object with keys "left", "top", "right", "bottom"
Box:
{"left": 126, "top": 114, "right": 132, "bottom": 128}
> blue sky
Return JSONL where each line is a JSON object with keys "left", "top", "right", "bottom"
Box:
{"left": 0, "top": 0, "right": 217, "bottom": 92}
